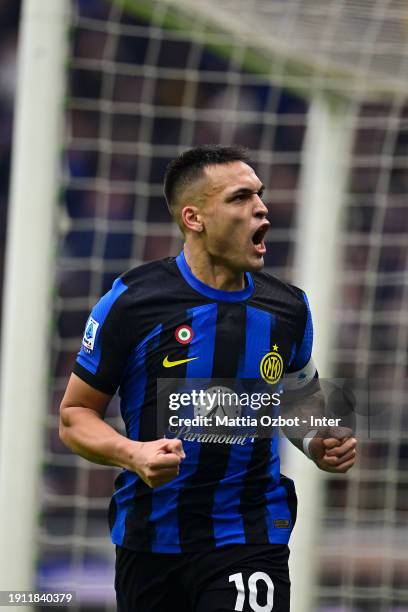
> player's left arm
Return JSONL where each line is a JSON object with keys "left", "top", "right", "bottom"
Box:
{"left": 280, "top": 289, "right": 357, "bottom": 473}
{"left": 280, "top": 388, "right": 357, "bottom": 473}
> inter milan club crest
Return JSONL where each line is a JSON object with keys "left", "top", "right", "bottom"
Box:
{"left": 175, "top": 325, "right": 194, "bottom": 344}
{"left": 260, "top": 344, "right": 283, "bottom": 384}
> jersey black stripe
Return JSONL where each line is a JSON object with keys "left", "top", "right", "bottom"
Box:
{"left": 239, "top": 438, "right": 271, "bottom": 543}
{"left": 123, "top": 331, "right": 162, "bottom": 550}
{"left": 212, "top": 303, "right": 247, "bottom": 379}
{"left": 124, "top": 310, "right": 194, "bottom": 550}
{"left": 108, "top": 472, "right": 126, "bottom": 533}
{"left": 123, "top": 478, "right": 154, "bottom": 550}
{"left": 280, "top": 475, "right": 298, "bottom": 528}
{"left": 177, "top": 303, "right": 247, "bottom": 550}
{"left": 239, "top": 314, "right": 279, "bottom": 543}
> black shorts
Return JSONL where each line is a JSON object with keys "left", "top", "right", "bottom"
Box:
{"left": 115, "top": 543, "right": 290, "bottom": 612}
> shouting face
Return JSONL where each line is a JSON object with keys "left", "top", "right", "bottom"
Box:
{"left": 186, "top": 161, "right": 270, "bottom": 273}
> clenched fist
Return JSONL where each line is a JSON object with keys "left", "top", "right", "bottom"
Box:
{"left": 309, "top": 427, "right": 357, "bottom": 474}
{"left": 128, "top": 438, "right": 185, "bottom": 488}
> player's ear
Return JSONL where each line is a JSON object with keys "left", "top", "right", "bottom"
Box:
{"left": 181, "top": 205, "right": 204, "bottom": 233}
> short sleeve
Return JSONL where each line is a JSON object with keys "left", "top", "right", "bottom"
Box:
{"left": 73, "top": 277, "right": 131, "bottom": 395}
{"left": 283, "top": 291, "right": 319, "bottom": 395}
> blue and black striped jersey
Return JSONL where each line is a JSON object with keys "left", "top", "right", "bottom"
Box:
{"left": 74, "top": 251, "right": 317, "bottom": 553}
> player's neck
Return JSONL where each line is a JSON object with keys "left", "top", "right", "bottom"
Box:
{"left": 183, "top": 243, "right": 246, "bottom": 292}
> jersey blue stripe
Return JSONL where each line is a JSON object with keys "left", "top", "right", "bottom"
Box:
{"left": 291, "top": 291, "right": 313, "bottom": 371}
{"left": 150, "top": 303, "right": 218, "bottom": 553}
{"left": 186, "top": 303, "right": 218, "bottom": 377}
{"left": 111, "top": 324, "right": 162, "bottom": 546}
{"left": 213, "top": 305, "right": 274, "bottom": 547}
{"left": 239, "top": 306, "right": 275, "bottom": 377}
{"left": 120, "top": 324, "right": 162, "bottom": 439}
{"left": 76, "top": 277, "right": 128, "bottom": 374}
{"left": 110, "top": 471, "right": 139, "bottom": 545}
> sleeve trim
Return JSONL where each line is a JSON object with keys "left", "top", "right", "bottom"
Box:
{"left": 283, "top": 357, "right": 317, "bottom": 391}
{"left": 73, "top": 363, "right": 117, "bottom": 396}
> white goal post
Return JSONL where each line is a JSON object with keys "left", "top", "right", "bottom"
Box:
{"left": 285, "top": 96, "right": 354, "bottom": 611}
{"left": 0, "top": 0, "right": 68, "bottom": 598}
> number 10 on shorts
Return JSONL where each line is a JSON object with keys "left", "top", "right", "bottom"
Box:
{"left": 229, "top": 572, "right": 274, "bottom": 612}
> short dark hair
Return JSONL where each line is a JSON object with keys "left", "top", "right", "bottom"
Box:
{"left": 164, "top": 144, "right": 250, "bottom": 216}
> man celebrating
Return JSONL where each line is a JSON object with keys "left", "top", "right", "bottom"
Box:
{"left": 60, "top": 145, "right": 357, "bottom": 611}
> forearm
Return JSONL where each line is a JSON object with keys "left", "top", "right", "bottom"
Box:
{"left": 59, "top": 406, "right": 138, "bottom": 469}
{"left": 280, "top": 389, "right": 357, "bottom": 472}
{"left": 280, "top": 389, "right": 326, "bottom": 453}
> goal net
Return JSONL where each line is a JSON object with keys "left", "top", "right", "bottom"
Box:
{"left": 37, "top": 0, "right": 408, "bottom": 610}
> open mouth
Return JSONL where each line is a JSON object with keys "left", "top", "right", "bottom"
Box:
{"left": 251, "top": 224, "right": 269, "bottom": 254}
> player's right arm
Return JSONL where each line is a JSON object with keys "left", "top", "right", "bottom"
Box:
{"left": 59, "top": 375, "right": 185, "bottom": 488}
{"left": 60, "top": 278, "right": 184, "bottom": 487}
{"left": 59, "top": 276, "right": 184, "bottom": 487}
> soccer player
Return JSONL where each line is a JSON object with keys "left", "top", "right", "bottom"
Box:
{"left": 59, "top": 145, "right": 357, "bottom": 612}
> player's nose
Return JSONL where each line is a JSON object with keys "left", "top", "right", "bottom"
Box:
{"left": 253, "top": 196, "right": 269, "bottom": 219}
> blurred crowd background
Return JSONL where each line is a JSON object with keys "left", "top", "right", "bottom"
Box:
{"left": 1, "top": 1, "right": 407, "bottom": 610}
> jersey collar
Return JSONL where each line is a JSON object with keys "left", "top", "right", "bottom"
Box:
{"left": 176, "top": 251, "right": 254, "bottom": 302}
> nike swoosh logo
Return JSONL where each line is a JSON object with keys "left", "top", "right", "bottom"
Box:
{"left": 162, "top": 355, "right": 199, "bottom": 368}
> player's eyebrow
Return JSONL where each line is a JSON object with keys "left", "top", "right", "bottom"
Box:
{"left": 225, "top": 184, "right": 265, "bottom": 202}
